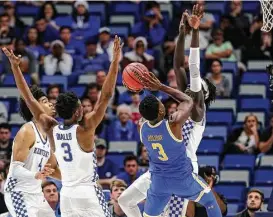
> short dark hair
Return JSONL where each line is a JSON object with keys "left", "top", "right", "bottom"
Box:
{"left": 46, "top": 84, "right": 62, "bottom": 96}
{"left": 247, "top": 188, "right": 264, "bottom": 202}
{"left": 55, "top": 92, "right": 79, "bottom": 119}
{"left": 0, "top": 123, "right": 11, "bottom": 131}
{"left": 42, "top": 181, "right": 57, "bottom": 191}
{"left": 0, "top": 13, "right": 9, "bottom": 20}
{"left": 19, "top": 85, "right": 46, "bottom": 121}
{"left": 202, "top": 78, "right": 216, "bottom": 107}
{"left": 124, "top": 155, "right": 138, "bottom": 166}
{"left": 83, "top": 83, "right": 99, "bottom": 97}
{"left": 211, "top": 59, "right": 223, "bottom": 67}
{"left": 60, "top": 26, "right": 72, "bottom": 33}
{"left": 139, "top": 95, "right": 159, "bottom": 121}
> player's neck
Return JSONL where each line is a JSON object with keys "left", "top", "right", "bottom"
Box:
{"left": 63, "top": 119, "right": 77, "bottom": 127}
{"left": 149, "top": 119, "right": 160, "bottom": 126}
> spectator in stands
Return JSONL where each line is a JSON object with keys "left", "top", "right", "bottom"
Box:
{"left": 0, "top": 123, "right": 12, "bottom": 164}
{"left": 186, "top": 166, "right": 227, "bottom": 217}
{"left": 80, "top": 37, "right": 110, "bottom": 73}
{"left": 235, "top": 188, "right": 264, "bottom": 217}
{"left": 224, "top": 114, "right": 260, "bottom": 155}
{"left": 25, "top": 27, "right": 46, "bottom": 65}
{"left": 207, "top": 59, "right": 231, "bottom": 97}
{"left": 97, "top": 27, "right": 123, "bottom": 62}
{"left": 138, "top": 144, "right": 149, "bottom": 170}
{"left": 123, "top": 34, "right": 136, "bottom": 53}
{"left": 3, "top": 1, "right": 25, "bottom": 37}
{"left": 165, "top": 99, "right": 178, "bottom": 117}
{"left": 259, "top": 115, "right": 273, "bottom": 154}
{"left": 108, "top": 104, "right": 138, "bottom": 142}
{"left": 130, "top": 93, "right": 141, "bottom": 124}
{"left": 116, "top": 155, "right": 143, "bottom": 186}
{"left": 229, "top": 0, "right": 250, "bottom": 37}
{"left": 0, "top": 162, "right": 9, "bottom": 194}
{"left": 35, "top": 18, "right": 59, "bottom": 48}
{"left": 96, "top": 139, "right": 119, "bottom": 187}
{"left": 46, "top": 84, "right": 62, "bottom": 99}
{"left": 205, "top": 29, "right": 236, "bottom": 62}
{"left": 71, "top": 0, "right": 90, "bottom": 30}
{"left": 81, "top": 97, "right": 93, "bottom": 115}
{"left": 42, "top": 181, "right": 61, "bottom": 217}
{"left": 83, "top": 83, "right": 100, "bottom": 109}
{"left": 38, "top": 2, "right": 59, "bottom": 30}
{"left": 60, "top": 26, "right": 84, "bottom": 56}
{"left": 109, "top": 179, "right": 128, "bottom": 217}
{"left": 44, "top": 40, "right": 73, "bottom": 75}
{"left": 122, "top": 37, "right": 154, "bottom": 72}
{"left": 0, "top": 13, "right": 15, "bottom": 50}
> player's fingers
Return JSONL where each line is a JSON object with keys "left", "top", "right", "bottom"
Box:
{"left": 44, "top": 163, "right": 52, "bottom": 167}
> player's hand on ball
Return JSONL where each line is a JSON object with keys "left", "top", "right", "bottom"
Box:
{"left": 2, "top": 47, "right": 21, "bottom": 67}
{"left": 35, "top": 163, "right": 55, "bottom": 180}
{"left": 141, "top": 72, "right": 162, "bottom": 91}
{"left": 112, "top": 35, "right": 123, "bottom": 62}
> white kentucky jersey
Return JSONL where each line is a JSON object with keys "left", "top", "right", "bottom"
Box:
{"left": 5, "top": 121, "right": 51, "bottom": 194}
{"left": 53, "top": 124, "right": 97, "bottom": 190}
{"left": 182, "top": 113, "right": 206, "bottom": 162}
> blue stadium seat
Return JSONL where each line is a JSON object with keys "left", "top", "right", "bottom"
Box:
{"left": 198, "top": 155, "right": 219, "bottom": 171}
{"left": 69, "top": 86, "right": 85, "bottom": 98}
{"left": 227, "top": 204, "right": 239, "bottom": 215}
{"left": 197, "top": 138, "right": 224, "bottom": 155}
{"left": 107, "top": 152, "right": 133, "bottom": 169}
{"left": 222, "top": 61, "right": 238, "bottom": 74}
{"left": 250, "top": 186, "right": 273, "bottom": 202}
{"left": 110, "top": 2, "right": 140, "bottom": 21}
{"left": 203, "top": 126, "right": 228, "bottom": 141}
{"left": 16, "top": 5, "right": 39, "bottom": 16}
{"left": 103, "top": 190, "right": 111, "bottom": 202}
{"left": 11, "top": 125, "right": 20, "bottom": 139}
{"left": 88, "top": 3, "right": 106, "bottom": 24}
{"left": 205, "top": 2, "right": 226, "bottom": 14}
{"left": 242, "top": 1, "right": 260, "bottom": 13}
{"left": 54, "top": 16, "right": 73, "bottom": 27}
{"left": 242, "top": 72, "right": 269, "bottom": 85}
{"left": 255, "top": 170, "right": 273, "bottom": 185}
{"left": 3, "top": 75, "right": 31, "bottom": 86}
{"left": 214, "top": 185, "right": 245, "bottom": 202}
{"left": 109, "top": 25, "right": 129, "bottom": 39}
{"left": 1, "top": 100, "right": 10, "bottom": 113}
{"left": 206, "top": 110, "right": 233, "bottom": 126}
{"left": 41, "top": 75, "right": 68, "bottom": 91}
{"left": 223, "top": 155, "right": 256, "bottom": 171}
{"left": 240, "top": 98, "right": 270, "bottom": 113}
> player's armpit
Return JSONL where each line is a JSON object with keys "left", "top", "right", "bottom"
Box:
{"left": 12, "top": 123, "right": 35, "bottom": 162}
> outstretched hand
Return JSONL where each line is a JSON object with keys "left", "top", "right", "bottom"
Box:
{"left": 188, "top": 4, "right": 204, "bottom": 30}
{"left": 179, "top": 10, "right": 189, "bottom": 32}
{"left": 112, "top": 35, "right": 124, "bottom": 62}
{"left": 2, "top": 47, "right": 21, "bottom": 67}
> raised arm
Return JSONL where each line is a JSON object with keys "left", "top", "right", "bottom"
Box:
{"left": 84, "top": 36, "right": 122, "bottom": 129}
{"left": 173, "top": 12, "right": 187, "bottom": 92}
{"left": 2, "top": 48, "right": 57, "bottom": 132}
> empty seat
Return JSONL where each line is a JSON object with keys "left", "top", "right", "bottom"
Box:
{"left": 160, "top": 3, "right": 173, "bottom": 20}
{"left": 108, "top": 141, "right": 138, "bottom": 155}
{"left": 214, "top": 185, "right": 245, "bottom": 202}
{"left": 11, "top": 125, "right": 20, "bottom": 139}
{"left": 255, "top": 169, "right": 273, "bottom": 185}
{"left": 242, "top": 72, "right": 269, "bottom": 85}
{"left": 206, "top": 1, "right": 226, "bottom": 14}
{"left": 260, "top": 155, "right": 273, "bottom": 168}
{"left": 9, "top": 113, "right": 26, "bottom": 125}
{"left": 239, "top": 84, "right": 266, "bottom": 98}
{"left": 41, "top": 75, "right": 68, "bottom": 91}
{"left": 110, "top": 2, "right": 140, "bottom": 20}
{"left": 78, "top": 74, "right": 96, "bottom": 84}
{"left": 220, "top": 170, "right": 250, "bottom": 187}
{"left": 209, "top": 99, "right": 236, "bottom": 114}
{"left": 110, "top": 15, "right": 135, "bottom": 27}
{"left": 107, "top": 152, "right": 133, "bottom": 169}
{"left": 223, "top": 155, "right": 256, "bottom": 171}
{"left": 17, "top": 4, "right": 39, "bottom": 16}
{"left": 226, "top": 203, "right": 239, "bottom": 215}
{"left": 55, "top": 4, "right": 73, "bottom": 14}
{"left": 240, "top": 98, "right": 270, "bottom": 113}
{"left": 0, "top": 88, "right": 20, "bottom": 98}
{"left": 197, "top": 138, "right": 224, "bottom": 155}
{"left": 237, "top": 112, "right": 265, "bottom": 127}
{"left": 3, "top": 74, "right": 31, "bottom": 86}
{"left": 242, "top": 1, "right": 260, "bottom": 13}
{"left": 248, "top": 60, "right": 272, "bottom": 70}
{"left": 20, "top": 16, "right": 34, "bottom": 26}
{"left": 54, "top": 16, "right": 73, "bottom": 27}
{"left": 109, "top": 25, "right": 129, "bottom": 39}
{"left": 198, "top": 155, "right": 219, "bottom": 171}
{"left": 69, "top": 86, "right": 85, "bottom": 98}
{"left": 203, "top": 126, "right": 227, "bottom": 141}
{"left": 206, "top": 111, "right": 233, "bottom": 126}
{"left": 222, "top": 61, "right": 238, "bottom": 74}
{"left": 88, "top": 3, "right": 106, "bottom": 23}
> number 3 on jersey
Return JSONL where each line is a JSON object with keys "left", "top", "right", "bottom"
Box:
{"left": 152, "top": 143, "right": 168, "bottom": 161}
{"left": 61, "top": 143, "right": 73, "bottom": 162}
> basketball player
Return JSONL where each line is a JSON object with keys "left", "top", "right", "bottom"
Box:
{"left": 138, "top": 72, "right": 221, "bottom": 217}
{"left": 2, "top": 35, "right": 122, "bottom": 217}
{"left": 4, "top": 85, "right": 61, "bottom": 217}
{"left": 118, "top": 7, "right": 216, "bottom": 217}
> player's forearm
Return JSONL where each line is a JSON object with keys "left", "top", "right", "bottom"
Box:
{"left": 212, "top": 189, "right": 227, "bottom": 214}
{"left": 159, "top": 84, "right": 192, "bottom": 103}
{"left": 191, "top": 29, "right": 199, "bottom": 48}
{"left": 11, "top": 161, "right": 36, "bottom": 180}
{"left": 50, "top": 167, "right": 62, "bottom": 180}
{"left": 100, "top": 59, "right": 119, "bottom": 100}
{"left": 11, "top": 65, "right": 44, "bottom": 120}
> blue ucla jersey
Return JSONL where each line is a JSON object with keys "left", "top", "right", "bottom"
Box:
{"left": 140, "top": 119, "right": 192, "bottom": 178}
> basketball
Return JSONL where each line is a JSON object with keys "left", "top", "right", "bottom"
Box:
{"left": 122, "top": 62, "right": 149, "bottom": 92}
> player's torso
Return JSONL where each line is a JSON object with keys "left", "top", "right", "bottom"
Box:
{"left": 5, "top": 122, "right": 51, "bottom": 193}
{"left": 182, "top": 117, "right": 206, "bottom": 162}
{"left": 140, "top": 120, "right": 192, "bottom": 178}
{"left": 53, "top": 124, "right": 97, "bottom": 190}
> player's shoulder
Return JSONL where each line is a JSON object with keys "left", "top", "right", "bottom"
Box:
{"left": 18, "top": 122, "right": 35, "bottom": 137}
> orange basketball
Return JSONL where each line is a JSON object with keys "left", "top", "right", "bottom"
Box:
{"left": 122, "top": 62, "right": 149, "bottom": 92}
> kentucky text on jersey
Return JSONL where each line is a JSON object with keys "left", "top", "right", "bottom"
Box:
{"left": 56, "top": 133, "right": 72, "bottom": 140}
{"left": 33, "top": 147, "right": 49, "bottom": 158}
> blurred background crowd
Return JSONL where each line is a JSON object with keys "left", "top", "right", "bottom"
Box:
{"left": 0, "top": 0, "right": 273, "bottom": 217}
